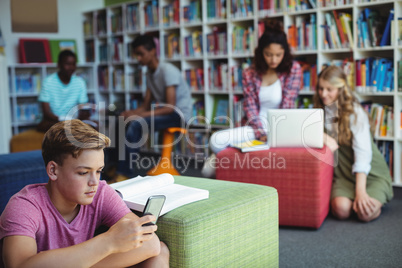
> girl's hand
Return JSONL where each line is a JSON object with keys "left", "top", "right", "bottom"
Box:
{"left": 353, "top": 191, "right": 377, "bottom": 217}
{"left": 259, "top": 135, "right": 267, "bottom": 142}
{"left": 323, "top": 133, "right": 339, "bottom": 152}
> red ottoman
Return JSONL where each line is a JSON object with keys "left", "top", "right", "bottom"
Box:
{"left": 216, "top": 146, "right": 334, "bottom": 229}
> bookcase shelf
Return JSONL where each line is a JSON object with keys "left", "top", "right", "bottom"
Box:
{"left": 79, "top": 0, "right": 402, "bottom": 186}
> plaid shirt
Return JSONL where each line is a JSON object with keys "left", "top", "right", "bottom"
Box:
{"left": 242, "top": 61, "right": 302, "bottom": 139}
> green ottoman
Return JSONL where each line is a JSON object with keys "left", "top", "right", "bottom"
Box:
{"left": 156, "top": 176, "right": 278, "bottom": 268}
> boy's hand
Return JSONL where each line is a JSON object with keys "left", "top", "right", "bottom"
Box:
{"left": 105, "top": 214, "right": 157, "bottom": 254}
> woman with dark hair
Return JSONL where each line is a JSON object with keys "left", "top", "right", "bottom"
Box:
{"left": 202, "top": 20, "right": 302, "bottom": 178}
{"left": 314, "top": 65, "right": 393, "bottom": 222}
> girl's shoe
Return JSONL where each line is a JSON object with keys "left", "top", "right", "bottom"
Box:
{"left": 201, "top": 153, "right": 217, "bottom": 178}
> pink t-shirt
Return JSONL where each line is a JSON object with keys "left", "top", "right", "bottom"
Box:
{"left": 0, "top": 180, "right": 130, "bottom": 252}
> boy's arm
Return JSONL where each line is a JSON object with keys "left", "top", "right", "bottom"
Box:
{"left": 121, "top": 86, "right": 177, "bottom": 118}
{"left": 140, "top": 85, "right": 176, "bottom": 117}
{"left": 41, "top": 102, "right": 59, "bottom": 121}
{"left": 2, "top": 214, "right": 159, "bottom": 268}
{"left": 121, "top": 88, "right": 153, "bottom": 118}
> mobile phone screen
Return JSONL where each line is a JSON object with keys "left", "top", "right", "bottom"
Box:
{"left": 143, "top": 195, "right": 166, "bottom": 225}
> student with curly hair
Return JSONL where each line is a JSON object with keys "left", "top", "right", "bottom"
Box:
{"left": 314, "top": 65, "right": 393, "bottom": 222}
{"left": 202, "top": 20, "right": 302, "bottom": 178}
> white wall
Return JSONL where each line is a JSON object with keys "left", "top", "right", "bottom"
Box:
{"left": 0, "top": 55, "right": 12, "bottom": 154}
{"left": 0, "top": 0, "right": 104, "bottom": 64}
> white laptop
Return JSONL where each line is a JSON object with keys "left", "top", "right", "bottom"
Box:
{"left": 266, "top": 109, "right": 324, "bottom": 148}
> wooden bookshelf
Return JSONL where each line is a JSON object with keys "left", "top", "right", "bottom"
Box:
{"left": 80, "top": 0, "right": 402, "bottom": 186}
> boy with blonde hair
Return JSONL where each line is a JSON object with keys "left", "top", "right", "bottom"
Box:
{"left": 0, "top": 119, "right": 169, "bottom": 267}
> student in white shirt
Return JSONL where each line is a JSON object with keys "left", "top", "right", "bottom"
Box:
{"left": 314, "top": 65, "right": 393, "bottom": 222}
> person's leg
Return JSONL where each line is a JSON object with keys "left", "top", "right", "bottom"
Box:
{"left": 209, "top": 126, "right": 256, "bottom": 154}
{"left": 331, "top": 196, "right": 353, "bottom": 220}
{"left": 135, "top": 242, "right": 170, "bottom": 268}
{"left": 116, "top": 112, "right": 183, "bottom": 178}
{"left": 202, "top": 126, "right": 255, "bottom": 178}
{"left": 355, "top": 198, "right": 382, "bottom": 222}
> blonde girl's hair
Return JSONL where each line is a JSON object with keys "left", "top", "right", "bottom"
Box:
{"left": 42, "top": 119, "right": 111, "bottom": 166}
{"left": 313, "top": 65, "right": 359, "bottom": 146}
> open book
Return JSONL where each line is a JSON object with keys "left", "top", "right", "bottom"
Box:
{"left": 109, "top": 173, "right": 209, "bottom": 215}
{"left": 230, "top": 140, "right": 270, "bottom": 153}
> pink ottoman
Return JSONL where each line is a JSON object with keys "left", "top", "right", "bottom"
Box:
{"left": 216, "top": 146, "right": 334, "bottom": 229}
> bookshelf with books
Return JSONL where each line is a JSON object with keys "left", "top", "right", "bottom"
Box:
{"left": 81, "top": 0, "right": 402, "bottom": 186}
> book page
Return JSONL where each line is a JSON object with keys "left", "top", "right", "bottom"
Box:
{"left": 231, "top": 140, "right": 270, "bottom": 152}
{"left": 110, "top": 173, "right": 174, "bottom": 199}
{"left": 124, "top": 184, "right": 209, "bottom": 215}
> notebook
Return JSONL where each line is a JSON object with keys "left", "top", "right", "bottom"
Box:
{"left": 266, "top": 109, "right": 324, "bottom": 148}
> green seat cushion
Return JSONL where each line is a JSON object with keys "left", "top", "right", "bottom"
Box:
{"left": 156, "top": 176, "right": 278, "bottom": 268}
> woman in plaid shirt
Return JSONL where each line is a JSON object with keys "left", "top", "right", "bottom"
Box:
{"left": 202, "top": 20, "right": 302, "bottom": 178}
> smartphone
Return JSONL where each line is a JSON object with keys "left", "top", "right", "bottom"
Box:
{"left": 142, "top": 195, "right": 166, "bottom": 226}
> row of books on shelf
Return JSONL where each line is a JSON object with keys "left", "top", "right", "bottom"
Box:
{"left": 191, "top": 98, "right": 205, "bottom": 124}
{"left": 184, "top": 61, "right": 251, "bottom": 92}
{"left": 144, "top": 1, "right": 159, "bottom": 28}
{"left": 15, "top": 103, "right": 41, "bottom": 123}
{"left": 357, "top": 8, "right": 395, "bottom": 48}
{"left": 322, "top": 11, "right": 353, "bottom": 50}
{"left": 183, "top": 0, "right": 201, "bottom": 23}
{"left": 232, "top": 61, "right": 250, "bottom": 92}
{"left": 288, "top": 14, "right": 317, "bottom": 51}
{"left": 110, "top": 10, "right": 123, "bottom": 33}
{"left": 183, "top": 31, "right": 203, "bottom": 57}
{"left": 83, "top": 20, "right": 93, "bottom": 37}
{"left": 232, "top": 26, "right": 255, "bottom": 55}
{"left": 98, "top": 68, "right": 145, "bottom": 92}
{"left": 96, "top": 11, "right": 107, "bottom": 35}
{"left": 258, "top": 0, "right": 282, "bottom": 16}
{"left": 233, "top": 95, "right": 244, "bottom": 127}
{"left": 399, "top": 61, "right": 402, "bottom": 92}
{"left": 300, "top": 62, "right": 317, "bottom": 92}
{"left": 355, "top": 57, "right": 394, "bottom": 93}
{"left": 376, "top": 140, "right": 393, "bottom": 178}
{"left": 162, "top": 0, "right": 180, "bottom": 26}
{"left": 231, "top": 0, "right": 253, "bottom": 18}
{"left": 207, "top": 0, "right": 226, "bottom": 19}
{"left": 285, "top": 0, "right": 316, "bottom": 12}
{"left": 363, "top": 103, "right": 394, "bottom": 138}
{"left": 99, "top": 44, "right": 108, "bottom": 63}
{"left": 12, "top": 73, "right": 41, "bottom": 94}
{"left": 206, "top": 29, "right": 227, "bottom": 56}
{"left": 85, "top": 41, "right": 95, "bottom": 62}
{"left": 186, "top": 69, "right": 204, "bottom": 91}
{"left": 128, "top": 66, "right": 143, "bottom": 91}
{"left": 209, "top": 62, "right": 229, "bottom": 91}
{"left": 258, "top": 0, "right": 352, "bottom": 16}
{"left": 297, "top": 58, "right": 354, "bottom": 92}
{"left": 111, "top": 38, "right": 124, "bottom": 62}
{"left": 112, "top": 69, "right": 125, "bottom": 92}
{"left": 98, "top": 67, "right": 109, "bottom": 91}
{"left": 164, "top": 33, "right": 180, "bottom": 59}
{"left": 126, "top": 4, "right": 140, "bottom": 32}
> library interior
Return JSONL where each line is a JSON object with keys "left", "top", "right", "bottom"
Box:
{"left": 0, "top": 0, "right": 402, "bottom": 267}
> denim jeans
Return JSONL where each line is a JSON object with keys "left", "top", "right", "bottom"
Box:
{"left": 116, "top": 112, "right": 184, "bottom": 177}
